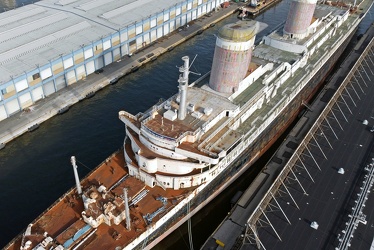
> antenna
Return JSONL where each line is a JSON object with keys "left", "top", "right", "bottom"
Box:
{"left": 177, "top": 56, "right": 189, "bottom": 120}
{"left": 176, "top": 54, "right": 201, "bottom": 76}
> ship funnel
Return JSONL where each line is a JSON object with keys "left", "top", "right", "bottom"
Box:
{"left": 71, "top": 156, "right": 82, "bottom": 195}
{"left": 284, "top": 0, "right": 318, "bottom": 39}
{"left": 178, "top": 56, "right": 189, "bottom": 120}
{"left": 209, "top": 21, "right": 259, "bottom": 93}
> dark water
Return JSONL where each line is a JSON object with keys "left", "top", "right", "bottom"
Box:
{"left": 0, "top": 1, "right": 373, "bottom": 249}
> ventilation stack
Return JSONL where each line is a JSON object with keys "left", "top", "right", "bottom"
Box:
{"left": 178, "top": 56, "right": 189, "bottom": 120}
{"left": 283, "top": 0, "right": 317, "bottom": 39}
{"left": 209, "top": 21, "right": 259, "bottom": 94}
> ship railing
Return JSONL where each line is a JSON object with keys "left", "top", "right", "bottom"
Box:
{"left": 139, "top": 95, "right": 179, "bottom": 124}
{"left": 129, "top": 189, "right": 149, "bottom": 207}
{"left": 228, "top": 94, "right": 262, "bottom": 128}
{"left": 141, "top": 124, "right": 177, "bottom": 142}
{"left": 197, "top": 115, "right": 232, "bottom": 151}
{"left": 211, "top": 129, "right": 244, "bottom": 153}
{"left": 108, "top": 174, "right": 129, "bottom": 191}
{"left": 175, "top": 130, "right": 200, "bottom": 143}
{"left": 119, "top": 111, "right": 140, "bottom": 128}
{"left": 155, "top": 95, "right": 177, "bottom": 111}
{"left": 119, "top": 111, "right": 138, "bottom": 120}
{"left": 199, "top": 147, "right": 218, "bottom": 158}
{"left": 266, "top": 21, "right": 286, "bottom": 38}
{"left": 140, "top": 115, "right": 154, "bottom": 124}
{"left": 243, "top": 126, "right": 257, "bottom": 143}
{"left": 189, "top": 71, "right": 210, "bottom": 87}
{"left": 145, "top": 98, "right": 166, "bottom": 113}
{"left": 238, "top": 50, "right": 321, "bottom": 150}
{"left": 306, "top": 15, "right": 337, "bottom": 48}
{"left": 241, "top": 87, "right": 266, "bottom": 111}
{"left": 262, "top": 96, "right": 287, "bottom": 121}
{"left": 330, "top": 34, "right": 342, "bottom": 49}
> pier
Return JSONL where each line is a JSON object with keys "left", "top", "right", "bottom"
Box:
{"left": 238, "top": 0, "right": 282, "bottom": 17}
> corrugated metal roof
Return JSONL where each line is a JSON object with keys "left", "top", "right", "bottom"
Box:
{"left": 0, "top": 0, "right": 180, "bottom": 84}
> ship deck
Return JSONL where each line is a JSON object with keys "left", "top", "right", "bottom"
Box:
{"left": 5, "top": 150, "right": 195, "bottom": 250}
{"left": 202, "top": 17, "right": 374, "bottom": 250}
{"left": 231, "top": 9, "right": 359, "bottom": 137}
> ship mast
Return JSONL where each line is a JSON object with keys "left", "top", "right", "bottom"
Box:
{"left": 71, "top": 156, "right": 82, "bottom": 195}
{"left": 178, "top": 56, "right": 190, "bottom": 120}
{"left": 123, "top": 188, "right": 131, "bottom": 230}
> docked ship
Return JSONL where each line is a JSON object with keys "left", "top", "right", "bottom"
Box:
{"left": 4, "top": 0, "right": 373, "bottom": 249}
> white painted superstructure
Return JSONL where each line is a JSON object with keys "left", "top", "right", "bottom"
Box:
{"left": 117, "top": 1, "right": 369, "bottom": 248}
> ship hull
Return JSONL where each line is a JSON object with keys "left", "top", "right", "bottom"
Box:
{"left": 132, "top": 24, "right": 358, "bottom": 250}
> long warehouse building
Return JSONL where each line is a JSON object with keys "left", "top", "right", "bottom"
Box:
{"left": 0, "top": 0, "right": 227, "bottom": 121}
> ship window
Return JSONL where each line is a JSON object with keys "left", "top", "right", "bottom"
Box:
{"left": 129, "top": 40, "right": 136, "bottom": 47}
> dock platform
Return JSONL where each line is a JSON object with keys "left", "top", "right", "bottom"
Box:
{"left": 238, "top": 0, "right": 282, "bottom": 18}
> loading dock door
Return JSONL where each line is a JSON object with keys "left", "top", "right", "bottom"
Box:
{"left": 104, "top": 52, "right": 113, "bottom": 66}
{"left": 43, "top": 81, "right": 55, "bottom": 96}
{"left": 95, "top": 56, "right": 104, "bottom": 69}
{"left": 86, "top": 61, "right": 95, "bottom": 75}
{"left": 66, "top": 70, "right": 76, "bottom": 85}
{"left": 55, "top": 76, "right": 66, "bottom": 91}
{"left": 76, "top": 65, "right": 86, "bottom": 80}
{"left": 32, "top": 86, "right": 44, "bottom": 101}
{"left": 0, "top": 105, "right": 7, "bottom": 121}
{"left": 5, "top": 98, "right": 20, "bottom": 115}
{"left": 19, "top": 92, "right": 32, "bottom": 108}
{"left": 113, "top": 48, "right": 121, "bottom": 61}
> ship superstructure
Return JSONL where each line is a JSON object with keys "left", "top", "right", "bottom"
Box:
{"left": 119, "top": 1, "right": 354, "bottom": 192}
{"left": 4, "top": 0, "right": 373, "bottom": 249}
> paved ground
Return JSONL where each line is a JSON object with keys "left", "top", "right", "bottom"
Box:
{"left": 0, "top": 3, "right": 241, "bottom": 146}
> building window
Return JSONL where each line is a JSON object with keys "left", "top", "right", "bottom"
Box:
{"left": 32, "top": 73, "right": 40, "bottom": 80}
